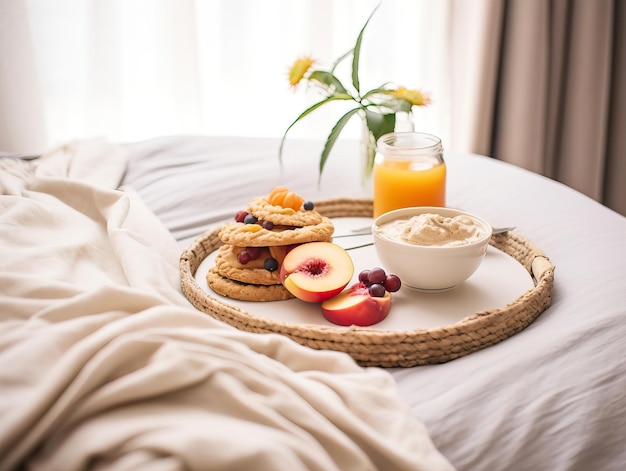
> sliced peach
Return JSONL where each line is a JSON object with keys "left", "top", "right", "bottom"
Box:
{"left": 280, "top": 242, "right": 354, "bottom": 303}
{"left": 321, "top": 283, "right": 391, "bottom": 326}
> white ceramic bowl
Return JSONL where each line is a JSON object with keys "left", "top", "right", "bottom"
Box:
{"left": 372, "top": 206, "right": 493, "bottom": 292}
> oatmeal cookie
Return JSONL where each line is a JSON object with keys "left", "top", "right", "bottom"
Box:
{"left": 247, "top": 197, "right": 324, "bottom": 226}
{"left": 206, "top": 266, "right": 294, "bottom": 302}
{"left": 214, "top": 245, "right": 281, "bottom": 285}
{"left": 219, "top": 217, "right": 334, "bottom": 247}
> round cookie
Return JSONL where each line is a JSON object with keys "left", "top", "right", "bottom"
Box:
{"left": 219, "top": 217, "right": 334, "bottom": 247}
{"left": 247, "top": 197, "right": 323, "bottom": 226}
{"left": 214, "top": 245, "right": 281, "bottom": 285}
{"left": 206, "top": 266, "right": 294, "bottom": 302}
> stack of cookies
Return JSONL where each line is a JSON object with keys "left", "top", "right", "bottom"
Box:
{"left": 206, "top": 187, "right": 334, "bottom": 301}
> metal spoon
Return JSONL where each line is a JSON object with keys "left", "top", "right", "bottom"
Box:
{"left": 334, "top": 225, "right": 515, "bottom": 239}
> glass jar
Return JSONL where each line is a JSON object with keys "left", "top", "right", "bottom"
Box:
{"left": 373, "top": 132, "right": 446, "bottom": 218}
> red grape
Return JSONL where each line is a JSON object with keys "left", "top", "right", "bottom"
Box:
{"left": 383, "top": 274, "right": 402, "bottom": 292}
{"left": 237, "top": 251, "right": 251, "bottom": 264}
{"left": 368, "top": 283, "right": 386, "bottom": 298}
{"left": 368, "top": 267, "right": 386, "bottom": 284}
{"left": 246, "top": 247, "right": 262, "bottom": 260}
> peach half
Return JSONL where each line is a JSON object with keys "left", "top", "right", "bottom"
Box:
{"left": 321, "top": 282, "right": 391, "bottom": 326}
{"left": 280, "top": 242, "right": 354, "bottom": 303}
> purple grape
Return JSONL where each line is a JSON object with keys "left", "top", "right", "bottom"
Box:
{"left": 358, "top": 270, "right": 370, "bottom": 284}
{"left": 383, "top": 274, "right": 402, "bottom": 292}
{"left": 368, "top": 267, "right": 387, "bottom": 284}
{"left": 368, "top": 283, "right": 386, "bottom": 298}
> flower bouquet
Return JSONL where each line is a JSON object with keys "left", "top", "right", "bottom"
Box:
{"left": 279, "top": 5, "right": 430, "bottom": 184}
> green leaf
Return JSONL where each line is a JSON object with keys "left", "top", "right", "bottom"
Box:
{"left": 278, "top": 94, "right": 353, "bottom": 167}
{"left": 308, "top": 70, "right": 348, "bottom": 94}
{"left": 364, "top": 108, "right": 396, "bottom": 143}
{"left": 351, "top": 3, "right": 381, "bottom": 94}
{"left": 318, "top": 107, "right": 362, "bottom": 183}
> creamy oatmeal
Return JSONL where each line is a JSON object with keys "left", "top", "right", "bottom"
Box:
{"left": 375, "top": 213, "right": 488, "bottom": 247}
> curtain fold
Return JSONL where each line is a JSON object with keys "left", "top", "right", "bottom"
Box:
{"left": 448, "top": 0, "right": 504, "bottom": 155}
{"left": 467, "top": 0, "right": 624, "bottom": 215}
{"left": 604, "top": 0, "right": 626, "bottom": 215}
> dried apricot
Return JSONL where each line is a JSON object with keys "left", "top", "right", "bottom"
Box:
{"left": 267, "top": 186, "right": 304, "bottom": 210}
{"left": 268, "top": 186, "right": 289, "bottom": 206}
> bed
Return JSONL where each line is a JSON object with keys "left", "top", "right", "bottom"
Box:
{"left": 2, "top": 135, "right": 625, "bottom": 471}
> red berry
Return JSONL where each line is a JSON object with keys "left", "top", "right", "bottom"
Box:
{"left": 234, "top": 210, "right": 248, "bottom": 223}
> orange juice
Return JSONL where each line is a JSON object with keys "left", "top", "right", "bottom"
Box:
{"left": 373, "top": 159, "right": 446, "bottom": 216}
{"left": 373, "top": 132, "right": 446, "bottom": 217}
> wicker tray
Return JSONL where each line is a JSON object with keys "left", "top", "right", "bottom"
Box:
{"left": 180, "top": 198, "right": 555, "bottom": 367}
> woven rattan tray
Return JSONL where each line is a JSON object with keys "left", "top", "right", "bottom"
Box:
{"left": 180, "top": 198, "right": 555, "bottom": 367}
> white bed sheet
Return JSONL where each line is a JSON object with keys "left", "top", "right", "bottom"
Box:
{"left": 0, "top": 139, "right": 453, "bottom": 471}
{"left": 121, "top": 135, "right": 626, "bottom": 471}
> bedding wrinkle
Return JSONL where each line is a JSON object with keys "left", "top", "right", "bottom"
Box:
{"left": 1, "top": 140, "right": 454, "bottom": 470}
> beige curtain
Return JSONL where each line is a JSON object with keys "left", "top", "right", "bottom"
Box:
{"left": 452, "top": 0, "right": 625, "bottom": 216}
{"left": 0, "top": 0, "right": 47, "bottom": 155}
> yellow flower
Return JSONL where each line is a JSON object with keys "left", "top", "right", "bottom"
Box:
{"left": 288, "top": 56, "right": 316, "bottom": 88}
{"left": 387, "top": 87, "right": 431, "bottom": 106}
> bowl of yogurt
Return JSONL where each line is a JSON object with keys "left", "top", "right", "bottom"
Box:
{"left": 372, "top": 206, "right": 493, "bottom": 291}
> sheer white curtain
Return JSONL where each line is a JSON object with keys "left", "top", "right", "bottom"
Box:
{"left": 2, "top": 0, "right": 452, "bottom": 153}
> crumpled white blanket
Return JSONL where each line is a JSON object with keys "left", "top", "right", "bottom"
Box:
{"left": 0, "top": 139, "right": 454, "bottom": 471}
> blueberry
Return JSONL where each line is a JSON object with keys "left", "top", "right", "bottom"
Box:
{"left": 303, "top": 201, "right": 314, "bottom": 210}
{"left": 243, "top": 214, "right": 258, "bottom": 224}
{"left": 263, "top": 257, "right": 279, "bottom": 272}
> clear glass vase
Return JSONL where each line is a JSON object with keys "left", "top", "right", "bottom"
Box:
{"left": 360, "top": 112, "right": 415, "bottom": 195}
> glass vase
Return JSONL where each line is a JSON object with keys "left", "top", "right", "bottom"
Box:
{"left": 360, "top": 112, "right": 415, "bottom": 195}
